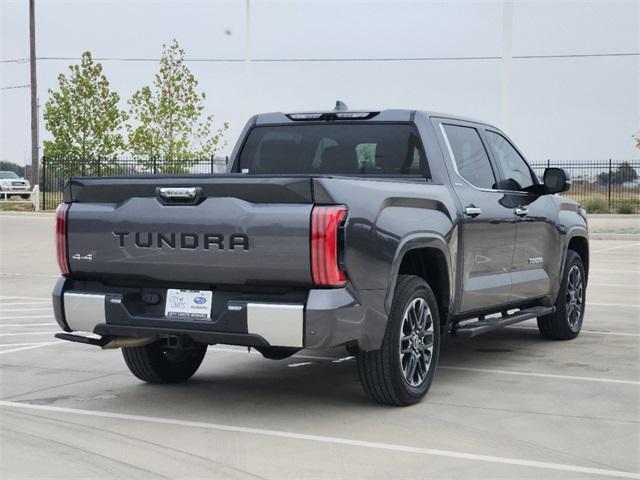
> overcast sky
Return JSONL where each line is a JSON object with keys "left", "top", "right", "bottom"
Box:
{"left": 1, "top": 0, "right": 639, "bottom": 166}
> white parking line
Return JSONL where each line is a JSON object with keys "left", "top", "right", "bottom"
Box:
{"left": 588, "top": 283, "right": 640, "bottom": 289}
{"left": 0, "top": 332, "right": 58, "bottom": 337}
{"left": 592, "top": 243, "right": 640, "bottom": 253}
{"left": 0, "top": 341, "right": 63, "bottom": 354}
{"left": 0, "top": 323, "right": 58, "bottom": 327}
{"left": 508, "top": 325, "right": 640, "bottom": 337}
{"left": 587, "top": 302, "right": 640, "bottom": 308}
{"left": 211, "top": 347, "right": 639, "bottom": 385}
{"left": 0, "top": 401, "right": 635, "bottom": 479}
{"left": 0, "top": 342, "right": 45, "bottom": 348}
{"left": 0, "top": 308, "right": 53, "bottom": 313}
{"left": 0, "top": 315, "right": 54, "bottom": 320}
{"left": 0, "top": 272, "right": 58, "bottom": 278}
{"left": 0, "top": 302, "right": 51, "bottom": 306}
{"left": 439, "top": 366, "right": 639, "bottom": 386}
{"left": 0, "top": 296, "right": 50, "bottom": 301}
{"left": 288, "top": 362, "right": 315, "bottom": 368}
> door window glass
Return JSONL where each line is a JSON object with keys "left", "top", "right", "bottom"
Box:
{"left": 442, "top": 124, "right": 497, "bottom": 190}
{"left": 485, "top": 131, "right": 535, "bottom": 190}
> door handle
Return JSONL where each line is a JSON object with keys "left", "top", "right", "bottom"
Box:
{"left": 464, "top": 206, "right": 482, "bottom": 218}
{"left": 514, "top": 207, "right": 529, "bottom": 217}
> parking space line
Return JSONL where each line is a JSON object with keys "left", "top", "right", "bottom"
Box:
{"left": 587, "top": 302, "right": 640, "bottom": 308}
{"left": 0, "top": 272, "right": 58, "bottom": 278}
{"left": 0, "top": 332, "right": 58, "bottom": 337}
{"left": 288, "top": 362, "right": 315, "bottom": 367}
{"left": 508, "top": 326, "right": 640, "bottom": 337}
{"left": 0, "top": 296, "right": 50, "bottom": 301}
{"left": 0, "top": 341, "right": 63, "bottom": 355}
{"left": 0, "top": 308, "right": 53, "bottom": 313}
{"left": 211, "top": 347, "right": 640, "bottom": 385}
{"left": 592, "top": 243, "right": 640, "bottom": 253}
{"left": 0, "top": 401, "right": 636, "bottom": 479}
{"left": 439, "top": 366, "right": 639, "bottom": 385}
{"left": 588, "top": 283, "right": 640, "bottom": 289}
{"left": 0, "top": 315, "right": 54, "bottom": 320}
{"left": 0, "top": 323, "right": 57, "bottom": 327}
{"left": 0, "top": 302, "right": 51, "bottom": 306}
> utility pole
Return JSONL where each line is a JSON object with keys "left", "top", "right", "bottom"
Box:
{"left": 29, "top": 0, "right": 39, "bottom": 186}
{"left": 501, "top": 0, "right": 513, "bottom": 133}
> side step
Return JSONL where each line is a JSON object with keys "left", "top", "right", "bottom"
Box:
{"left": 454, "top": 306, "right": 555, "bottom": 338}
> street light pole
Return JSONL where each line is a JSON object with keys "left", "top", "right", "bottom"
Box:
{"left": 501, "top": 0, "right": 513, "bottom": 133}
{"left": 29, "top": 0, "right": 39, "bottom": 186}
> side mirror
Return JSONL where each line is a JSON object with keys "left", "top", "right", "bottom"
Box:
{"left": 543, "top": 167, "right": 571, "bottom": 194}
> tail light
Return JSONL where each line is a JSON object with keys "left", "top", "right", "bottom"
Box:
{"left": 311, "top": 205, "right": 347, "bottom": 287}
{"left": 55, "top": 203, "right": 70, "bottom": 276}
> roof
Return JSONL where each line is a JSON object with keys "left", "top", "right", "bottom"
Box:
{"left": 253, "top": 108, "right": 494, "bottom": 128}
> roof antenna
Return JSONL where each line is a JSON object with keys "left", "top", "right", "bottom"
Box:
{"left": 334, "top": 100, "right": 348, "bottom": 111}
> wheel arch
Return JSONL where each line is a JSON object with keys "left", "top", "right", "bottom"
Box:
{"left": 385, "top": 234, "right": 453, "bottom": 332}
{"left": 567, "top": 234, "right": 589, "bottom": 281}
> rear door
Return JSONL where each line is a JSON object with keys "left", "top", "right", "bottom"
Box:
{"left": 481, "top": 129, "right": 560, "bottom": 302}
{"left": 435, "top": 120, "right": 516, "bottom": 313}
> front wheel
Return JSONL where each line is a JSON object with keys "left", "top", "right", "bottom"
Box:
{"left": 122, "top": 338, "right": 207, "bottom": 383}
{"left": 537, "top": 250, "right": 586, "bottom": 340}
{"left": 357, "top": 275, "right": 440, "bottom": 406}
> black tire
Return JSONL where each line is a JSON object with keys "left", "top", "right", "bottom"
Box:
{"left": 537, "top": 250, "right": 586, "bottom": 340}
{"left": 122, "top": 339, "right": 207, "bottom": 383}
{"left": 357, "top": 275, "right": 440, "bottom": 406}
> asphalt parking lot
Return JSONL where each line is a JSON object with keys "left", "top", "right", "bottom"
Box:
{"left": 0, "top": 213, "right": 638, "bottom": 479}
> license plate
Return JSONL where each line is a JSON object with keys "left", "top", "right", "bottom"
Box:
{"left": 164, "top": 289, "right": 213, "bottom": 319}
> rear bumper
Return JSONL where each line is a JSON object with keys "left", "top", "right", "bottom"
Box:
{"left": 52, "top": 277, "right": 387, "bottom": 351}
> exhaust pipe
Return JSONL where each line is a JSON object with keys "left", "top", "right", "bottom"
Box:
{"left": 102, "top": 337, "right": 155, "bottom": 349}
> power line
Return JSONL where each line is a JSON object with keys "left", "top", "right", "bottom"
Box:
{"left": 1, "top": 52, "right": 638, "bottom": 64}
{"left": 1, "top": 84, "right": 30, "bottom": 90}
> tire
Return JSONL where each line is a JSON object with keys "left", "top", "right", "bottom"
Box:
{"left": 357, "top": 275, "right": 441, "bottom": 406}
{"left": 537, "top": 250, "right": 586, "bottom": 340}
{"left": 122, "top": 339, "right": 207, "bottom": 383}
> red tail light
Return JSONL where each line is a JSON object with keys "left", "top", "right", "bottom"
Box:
{"left": 311, "top": 205, "right": 347, "bottom": 287}
{"left": 55, "top": 203, "right": 70, "bottom": 276}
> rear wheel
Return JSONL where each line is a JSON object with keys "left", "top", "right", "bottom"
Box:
{"left": 537, "top": 250, "right": 586, "bottom": 340}
{"left": 357, "top": 275, "right": 440, "bottom": 406}
{"left": 122, "top": 338, "right": 207, "bottom": 383}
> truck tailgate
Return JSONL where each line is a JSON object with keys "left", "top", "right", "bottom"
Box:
{"left": 65, "top": 176, "right": 313, "bottom": 286}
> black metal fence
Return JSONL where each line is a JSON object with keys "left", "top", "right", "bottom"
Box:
{"left": 40, "top": 157, "right": 640, "bottom": 213}
{"left": 529, "top": 160, "right": 640, "bottom": 213}
{"left": 40, "top": 156, "right": 226, "bottom": 210}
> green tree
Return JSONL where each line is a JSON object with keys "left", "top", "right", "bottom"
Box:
{"left": 43, "top": 52, "right": 127, "bottom": 176}
{"left": 126, "top": 39, "right": 228, "bottom": 172}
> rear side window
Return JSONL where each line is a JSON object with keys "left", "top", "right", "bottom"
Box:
{"left": 238, "top": 123, "right": 428, "bottom": 176}
{"left": 442, "top": 124, "right": 497, "bottom": 190}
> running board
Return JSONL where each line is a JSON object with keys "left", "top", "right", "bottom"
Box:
{"left": 454, "top": 306, "right": 555, "bottom": 338}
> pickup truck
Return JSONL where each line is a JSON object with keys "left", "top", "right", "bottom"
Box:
{"left": 53, "top": 105, "right": 589, "bottom": 406}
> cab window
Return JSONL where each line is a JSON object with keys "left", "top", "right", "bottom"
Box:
{"left": 442, "top": 124, "right": 497, "bottom": 190}
{"left": 484, "top": 131, "right": 535, "bottom": 191}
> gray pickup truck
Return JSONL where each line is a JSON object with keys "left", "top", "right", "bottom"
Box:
{"left": 53, "top": 105, "right": 589, "bottom": 405}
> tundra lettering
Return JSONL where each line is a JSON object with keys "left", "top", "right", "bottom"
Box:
{"left": 53, "top": 104, "right": 588, "bottom": 406}
{"left": 112, "top": 231, "right": 249, "bottom": 250}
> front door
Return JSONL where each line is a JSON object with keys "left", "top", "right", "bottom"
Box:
{"left": 481, "top": 129, "right": 559, "bottom": 303}
{"left": 436, "top": 121, "right": 516, "bottom": 313}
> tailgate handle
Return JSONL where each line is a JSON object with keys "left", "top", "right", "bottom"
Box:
{"left": 157, "top": 187, "right": 202, "bottom": 204}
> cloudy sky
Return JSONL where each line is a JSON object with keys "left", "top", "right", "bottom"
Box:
{"left": 1, "top": 0, "right": 639, "bottom": 166}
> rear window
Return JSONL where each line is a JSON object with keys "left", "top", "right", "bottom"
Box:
{"left": 238, "top": 123, "right": 428, "bottom": 176}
